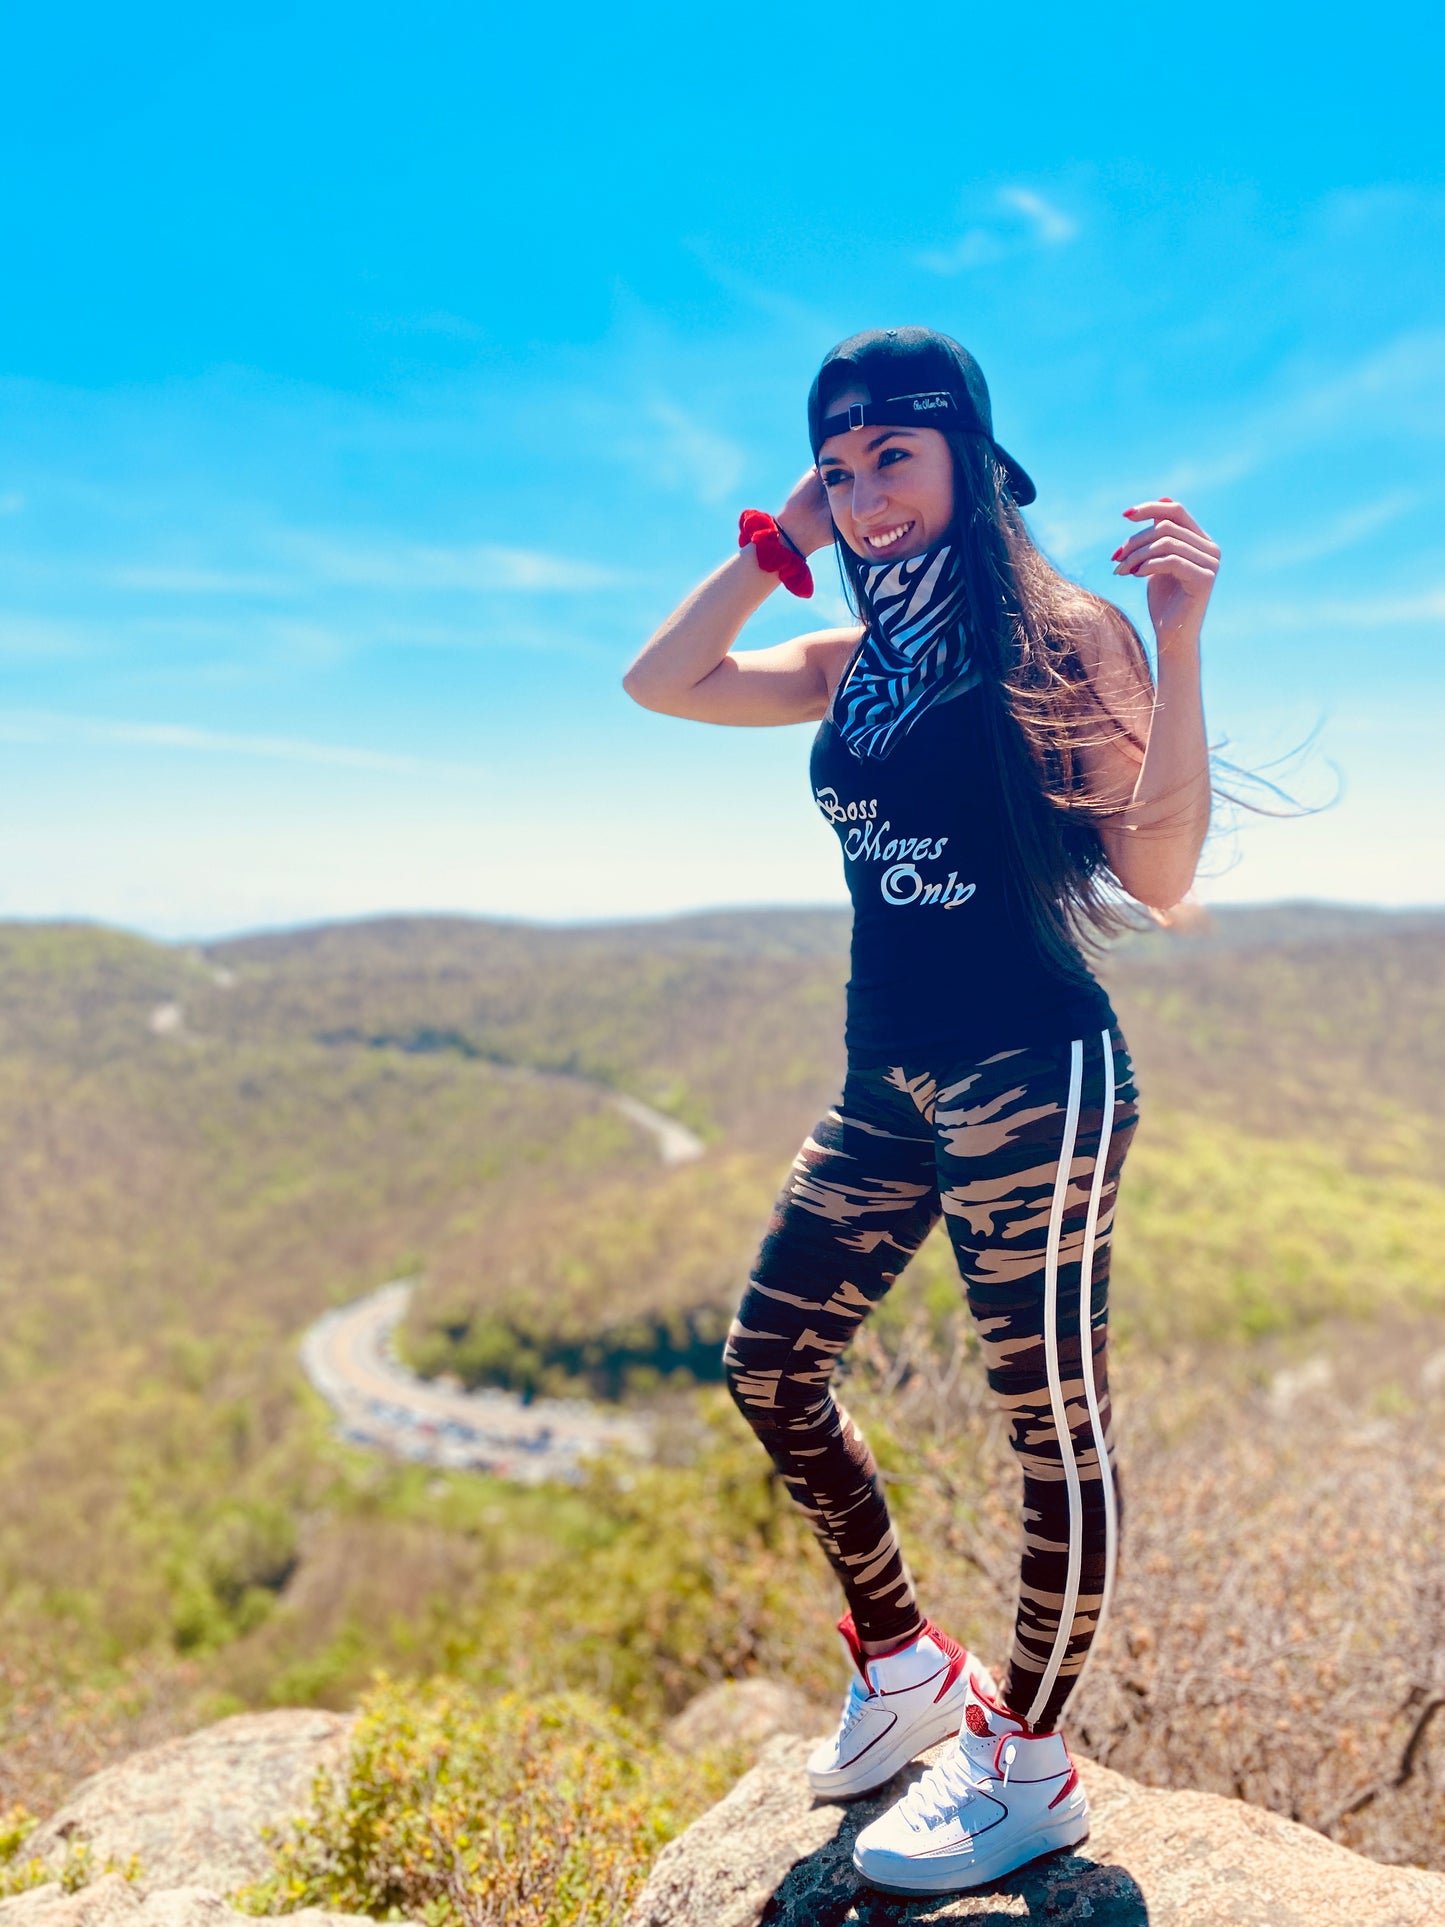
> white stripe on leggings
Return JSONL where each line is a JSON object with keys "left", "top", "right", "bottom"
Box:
{"left": 1027, "top": 1030, "right": 1121, "bottom": 1725}
{"left": 1026, "top": 1037, "right": 1085, "bottom": 1728}
{"left": 1073, "top": 1028, "right": 1119, "bottom": 1689}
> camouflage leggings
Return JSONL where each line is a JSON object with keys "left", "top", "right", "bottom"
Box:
{"left": 724, "top": 1026, "right": 1138, "bottom": 1734}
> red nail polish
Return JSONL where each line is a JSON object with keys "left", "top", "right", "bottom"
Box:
{"left": 1160, "top": 496, "right": 1174, "bottom": 503}
{"left": 1111, "top": 547, "right": 1124, "bottom": 561}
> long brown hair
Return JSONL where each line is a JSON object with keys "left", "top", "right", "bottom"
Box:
{"left": 832, "top": 431, "right": 1158, "bottom": 977}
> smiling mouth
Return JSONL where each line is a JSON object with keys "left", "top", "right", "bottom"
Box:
{"left": 863, "top": 520, "right": 915, "bottom": 552}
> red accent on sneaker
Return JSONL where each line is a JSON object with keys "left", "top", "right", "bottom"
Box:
{"left": 835, "top": 1611, "right": 871, "bottom": 1685}
{"left": 836, "top": 1610, "right": 929, "bottom": 1683}
{"left": 933, "top": 1650, "right": 965, "bottom": 1703}
{"left": 925, "top": 1623, "right": 968, "bottom": 1703}
{"left": 1049, "top": 1764, "right": 1081, "bottom": 1809}
{"left": 965, "top": 1701, "right": 992, "bottom": 1738}
{"left": 971, "top": 1678, "right": 1037, "bottom": 1735}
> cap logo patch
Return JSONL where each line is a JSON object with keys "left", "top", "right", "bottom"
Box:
{"left": 893, "top": 391, "right": 954, "bottom": 415}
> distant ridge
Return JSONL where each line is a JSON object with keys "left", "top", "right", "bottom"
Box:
{"left": 1110, "top": 898, "right": 1445, "bottom": 955}
{"left": 2, "top": 899, "right": 1441, "bottom": 961}
{"left": 211, "top": 901, "right": 1445, "bottom": 963}
{"left": 201, "top": 896, "right": 1444, "bottom": 960}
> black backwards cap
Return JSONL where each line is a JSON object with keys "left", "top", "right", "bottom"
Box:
{"left": 807, "top": 325, "right": 1036, "bottom": 507}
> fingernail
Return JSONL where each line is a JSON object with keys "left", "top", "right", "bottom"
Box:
{"left": 1160, "top": 496, "right": 1174, "bottom": 503}
{"left": 1110, "top": 547, "right": 1124, "bottom": 561}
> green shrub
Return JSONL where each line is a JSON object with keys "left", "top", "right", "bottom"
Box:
{"left": 0, "top": 1806, "right": 36, "bottom": 1863}
{"left": 239, "top": 1676, "right": 730, "bottom": 1927}
{"left": 0, "top": 1805, "right": 45, "bottom": 1899}
{"left": 483, "top": 1422, "right": 835, "bottom": 1720}
{"left": 0, "top": 1813, "right": 139, "bottom": 1900}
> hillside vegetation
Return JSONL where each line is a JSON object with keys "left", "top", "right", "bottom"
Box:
{"left": 1, "top": 904, "right": 1443, "bottom": 1890}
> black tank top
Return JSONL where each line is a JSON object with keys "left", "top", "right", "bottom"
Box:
{"left": 810, "top": 664, "right": 1114, "bottom": 1067}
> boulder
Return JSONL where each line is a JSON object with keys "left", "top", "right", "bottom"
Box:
{"left": 0, "top": 1875, "right": 372, "bottom": 1927}
{"left": 627, "top": 1734, "right": 1445, "bottom": 1927}
{"left": 665, "top": 1680, "right": 832, "bottom": 1759}
{"left": 22, "top": 1711, "right": 353, "bottom": 1894}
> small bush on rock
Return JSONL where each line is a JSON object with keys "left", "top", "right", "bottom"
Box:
{"left": 239, "top": 1675, "right": 730, "bottom": 1927}
{"left": 0, "top": 1804, "right": 45, "bottom": 1899}
{"left": 0, "top": 1812, "right": 137, "bottom": 1899}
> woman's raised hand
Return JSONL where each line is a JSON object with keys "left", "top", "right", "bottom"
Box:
{"left": 777, "top": 469, "right": 836, "bottom": 557}
{"left": 1113, "top": 499, "right": 1220, "bottom": 650}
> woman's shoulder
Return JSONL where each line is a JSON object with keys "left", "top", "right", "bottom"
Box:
{"left": 812, "top": 625, "right": 867, "bottom": 703}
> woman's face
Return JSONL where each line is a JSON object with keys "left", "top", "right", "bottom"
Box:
{"left": 816, "top": 384, "right": 955, "bottom": 562}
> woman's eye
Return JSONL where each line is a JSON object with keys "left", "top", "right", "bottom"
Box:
{"left": 821, "top": 471, "right": 848, "bottom": 489}
{"left": 878, "top": 446, "right": 910, "bottom": 467}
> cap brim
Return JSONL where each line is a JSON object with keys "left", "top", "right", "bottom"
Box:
{"left": 994, "top": 443, "right": 1036, "bottom": 508}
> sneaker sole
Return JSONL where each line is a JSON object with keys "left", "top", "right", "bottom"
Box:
{"left": 852, "top": 1818, "right": 1090, "bottom": 1894}
{"left": 807, "top": 1664, "right": 997, "bottom": 1802}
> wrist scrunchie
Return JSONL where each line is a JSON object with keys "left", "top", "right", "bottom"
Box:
{"left": 738, "top": 509, "right": 814, "bottom": 598}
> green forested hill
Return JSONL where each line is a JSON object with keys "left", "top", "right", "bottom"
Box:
{"left": 188, "top": 903, "right": 1445, "bottom": 1384}
{"left": 1, "top": 904, "right": 1443, "bottom": 1874}
{"left": 209, "top": 900, "right": 1445, "bottom": 1160}
{"left": 2, "top": 900, "right": 1441, "bottom": 1424}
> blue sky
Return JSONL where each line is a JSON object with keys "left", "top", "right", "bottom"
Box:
{"left": 1, "top": 1, "right": 1442, "bottom": 936}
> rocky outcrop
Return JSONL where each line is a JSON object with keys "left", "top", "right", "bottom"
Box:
{"left": 664, "top": 1679, "right": 832, "bottom": 1759}
{"left": 628, "top": 1734, "right": 1445, "bottom": 1927}
{"left": 0, "top": 1876, "right": 372, "bottom": 1927}
{"left": 20, "top": 1711, "right": 353, "bottom": 1893}
{"left": 12, "top": 1697, "right": 1445, "bottom": 1927}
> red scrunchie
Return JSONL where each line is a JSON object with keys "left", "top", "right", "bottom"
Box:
{"left": 738, "top": 509, "right": 814, "bottom": 599}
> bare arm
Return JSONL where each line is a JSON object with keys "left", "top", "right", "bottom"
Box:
{"left": 622, "top": 472, "right": 861, "bottom": 727}
{"left": 1077, "top": 499, "right": 1218, "bottom": 911}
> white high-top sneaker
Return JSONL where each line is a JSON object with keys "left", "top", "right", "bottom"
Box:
{"left": 851, "top": 1678, "right": 1089, "bottom": 1894}
{"left": 806, "top": 1612, "right": 996, "bottom": 1800}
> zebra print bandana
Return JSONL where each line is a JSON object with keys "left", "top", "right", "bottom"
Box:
{"left": 833, "top": 541, "right": 978, "bottom": 759}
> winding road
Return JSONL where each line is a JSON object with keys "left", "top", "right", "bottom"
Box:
{"left": 299, "top": 1090, "right": 702, "bottom": 1482}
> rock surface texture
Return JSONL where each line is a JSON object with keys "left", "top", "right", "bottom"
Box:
{"left": 627, "top": 1734, "right": 1445, "bottom": 1927}
{"left": 22, "top": 1711, "right": 353, "bottom": 1893}
{"left": 0, "top": 1876, "right": 372, "bottom": 1927}
{"left": 664, "top": 1679, "right": 832, "bottom": 1759}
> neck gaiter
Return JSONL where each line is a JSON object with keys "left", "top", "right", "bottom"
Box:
{"left": 832, "top": 541, "right": 979, "bottom": 759}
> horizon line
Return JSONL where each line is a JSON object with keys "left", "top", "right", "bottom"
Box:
{"left": 3, "top": 895, "right": 1443, "bottom": 952}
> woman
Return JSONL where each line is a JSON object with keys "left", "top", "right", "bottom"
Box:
{"left": 623, "top": 326, "right": 1216, "bottom": 1895}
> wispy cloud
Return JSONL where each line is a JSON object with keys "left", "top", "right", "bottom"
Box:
{"left": 633, "top": 398, "right": 747, "bottom": 506}
{"left": 111, "top": 566, "right": 297, "bottom": 596}
{"left": 108, "top": 540, "right": 627, "bottom": 599}
{"left": 1315, "top": 184, "right": 1445, "bottom": 238}
{"left": 1028, "top": 497, "right": 1126, "bottom": 570}
{"left": 919, "top": 230, "right": 1008, "bottom": 273}
{"left": 0, "top": 710, "right": 431, "bottom": 772}
{"left": 0, "top": 615, "right": 99, "bottom": 661}
{"left": 1210, "top": 586, "right": 1445, "bottom": 637}
{"left": 279, "top": 535, "right": 626, "bottom": 594}
{"left": 919, "top": 184, "right": 1079, "bottom": 275}
{"left": 997, "top": 186, "right": 1078, "bottom": 245}
{"left": 1164, "top": 328, "right": 1445, "bottom": 497}
{"left": 1260, "top": 492, "right": 1419, "bottom": 570}
{"left": 680, "top": 242, "right": 842, "bottom": 341}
